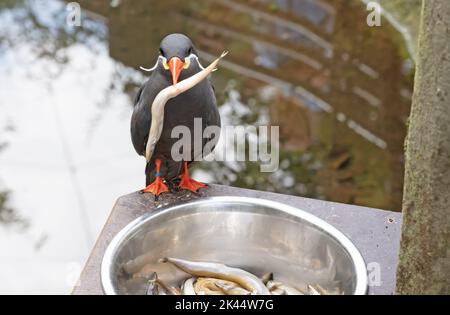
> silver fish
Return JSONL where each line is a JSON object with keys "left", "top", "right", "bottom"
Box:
{"left": 266, "top": 280, "right": 305, "bottom": 295}
{"left": 270, "top": 287, "right": 287, "bottom": 295}
{"left": 151, "top": 273, "right": 180, "bottom": 295}
{"left": 308, "top": 285, "right": 321, "bottom": 295}
{"left": 194, "top": 278, "right": 226, "bottom": 295}
{"left": 315, "top": 284, "right": 342, "bottom": 295}
{"left": 146, "top": 272, "right": 159, "bottom": 295}
{"left": 160, "top": 257, "right": 270, "bottom": 295}
{"left": 181, "top": 277, "right": 197, "bottom": 295}
{"left": 146, "top": 272, "right": 171, "bottom": 295}
{"left": 145, "top": 51, "right": 228, "bottom": 162}
{"left": 210, "top": 279, "right": 252, "bottom": 295}
{"left": 261, "top": 272, "right": 273, "bottom": 285}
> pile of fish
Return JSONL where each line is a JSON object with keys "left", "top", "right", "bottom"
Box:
{"left": 143, "top": 257, "right": 340, "bottom": 295}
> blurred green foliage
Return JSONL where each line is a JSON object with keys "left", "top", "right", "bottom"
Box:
{"left": 381, "top": 0, "right": 422, "bottom": 54}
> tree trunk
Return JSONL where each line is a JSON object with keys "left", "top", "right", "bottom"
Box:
{"left": 396, "top": 0, "right": 450, "bottom": 294}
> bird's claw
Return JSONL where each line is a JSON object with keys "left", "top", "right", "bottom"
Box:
{"left": 178, "top": 175, "right": 206, "bottom": 193}
{"left": 142, "top": 176, "right": 169, "bottom": 197}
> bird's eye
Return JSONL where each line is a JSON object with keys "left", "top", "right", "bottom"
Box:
{"left": 159, "top": 48, "right": 165, "bottom": 57}
{"left": 188, "top": 47, "right": 193, "bottom": 55}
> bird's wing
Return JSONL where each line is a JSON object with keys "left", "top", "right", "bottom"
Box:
{"left": 197, "top": 83, "right": 221, "bottom": 162}
{"left": 133, "top": 84, "right": 145, "bottom": 107}
{"left": 130, "top": 79, "right": 154, "bottom": 157}
{"left": 209, "top": 76, "right": 216, "bottom": 93}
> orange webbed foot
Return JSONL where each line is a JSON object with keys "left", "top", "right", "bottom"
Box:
{"left": 142, "top": 176, "right": 169, "bottom": 196}
{"left": 178, "top": 161, "right": 206, "bottom": 193}
{"left": 142, "top": 158, "right": 169, "bottom": 197}
{"left": 179, "top": 175, "right": 206, "bottom": 193}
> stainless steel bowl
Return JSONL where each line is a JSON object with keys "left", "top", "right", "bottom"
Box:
{"left": 101, "top": 196, "right": 367, "bottom": 295}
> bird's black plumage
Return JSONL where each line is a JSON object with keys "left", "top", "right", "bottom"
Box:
{"left": 130, "top": 34, "right": 220, "bottom": 185}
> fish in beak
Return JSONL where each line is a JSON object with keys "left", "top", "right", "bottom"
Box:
{"left": 168, "top": 57, "right": 185, "bottom": 86}
{"left": 145, "top": 51, "right": 228, "bottom": 162}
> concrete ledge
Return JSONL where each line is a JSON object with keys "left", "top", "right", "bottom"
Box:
{"left": 72, "top": 184, "right": 402, "bottom": 295}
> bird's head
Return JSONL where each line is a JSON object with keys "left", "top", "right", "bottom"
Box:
{"left": 157, "top": 33, "right": 200, "bottom": 86}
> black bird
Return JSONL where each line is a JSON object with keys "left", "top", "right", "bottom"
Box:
{"left": 131, "top": 34, "right": 221, "bottom": 196}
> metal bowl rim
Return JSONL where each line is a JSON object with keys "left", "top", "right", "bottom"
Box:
{"left": 101, "top": 196, "right": 368, "bottom": 295}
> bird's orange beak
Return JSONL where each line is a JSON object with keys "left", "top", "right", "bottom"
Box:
{"left": 168, "top": 57, "right": 184, "bottom": 86}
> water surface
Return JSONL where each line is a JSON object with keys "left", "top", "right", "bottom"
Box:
{"left": 0, "top": 0, "right": 414, "bottom": 293}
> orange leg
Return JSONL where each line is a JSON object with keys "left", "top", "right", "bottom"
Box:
{"left": 142, "top": 159, "right": 169, "bottom": 196}
{"left": 178, "top": 161, "right": 206, "bottom": 193}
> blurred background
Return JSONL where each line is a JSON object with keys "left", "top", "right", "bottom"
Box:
{"left": 0, "top": 0, "right": 420, "bottom": 294}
